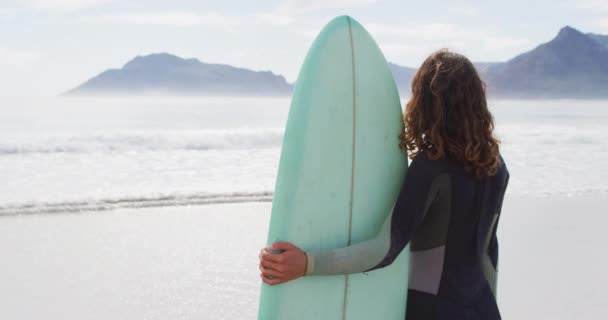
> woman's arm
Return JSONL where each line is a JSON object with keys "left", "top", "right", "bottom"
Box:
{"left": 259, "top": 153, "right": 441, "bottom": 284}
{"left": 304, "top": 202, "right": 394, "bottom": 275}
{"left": 306, "top": 154, "right": 442, "bottom": 276}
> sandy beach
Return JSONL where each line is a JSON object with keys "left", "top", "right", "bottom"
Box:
{"left": 0, "top": 195, "right": 605, "bottom": 320}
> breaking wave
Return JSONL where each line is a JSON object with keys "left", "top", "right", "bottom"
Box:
{"left": 0, "top": 191, "right": 273, "bottom": 216}
{"left": 0, "top": 128, "right": 284, "bottom": 155}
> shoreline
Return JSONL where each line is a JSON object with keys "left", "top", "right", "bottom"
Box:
{"left": 1, "top": 191, "right": 605, "bottom": 217}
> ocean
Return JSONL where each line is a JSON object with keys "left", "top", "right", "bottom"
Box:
{"left": 1, "top": 96, "right": 606, "bottom": 214}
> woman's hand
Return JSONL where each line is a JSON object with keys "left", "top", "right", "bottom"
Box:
{"left": 258, "top": 241, "right": 307, "bottom": 285}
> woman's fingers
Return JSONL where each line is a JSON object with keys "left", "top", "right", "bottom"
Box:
{"left": 260, "top": 273, "right": 287, "bottom": 286}
{"left": 269, "top": 241, "right": 297, "bottom": 251}
{"left": 258, "top": 242, "right": 306, "bottom": 285}
{"left": 260, "top": 250, "right": 284, "bottom": 263}
{"left": 260, "top": 259, "right": 283, "bottom": 272}
{"left": 259, "top": 265, "right": 282, "bottom": 278}
{"left": 258, "top": 248, "right": 289, "bottom": 285}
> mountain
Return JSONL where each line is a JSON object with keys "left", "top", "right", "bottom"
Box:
{"left": 66, "top": 53, "right": 293, "bottom": 96}
{"left": 388, "top": 62, "right": 416, "bottom": 94}
{"left": 483, "top": 26, "right": 608, "bottom": 98}
{"left": 390, "top": 27, "right": 608, "bottom": 98}
{"left": 588, "top": 33, "right": 608, "bottom": 49}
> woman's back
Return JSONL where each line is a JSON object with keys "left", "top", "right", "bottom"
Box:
{"left": 403, "top": 152, "right": 509, "bottom": 319}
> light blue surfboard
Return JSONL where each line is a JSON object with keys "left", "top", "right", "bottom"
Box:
{"left": 258, "top": 16, "right": 409, "bottom": 320}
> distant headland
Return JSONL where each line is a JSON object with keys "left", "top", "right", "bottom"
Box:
{"left": 65, "top": 53, "right": 292, "bottom": 96}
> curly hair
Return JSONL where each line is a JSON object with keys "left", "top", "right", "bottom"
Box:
{"left": 400, "top": 49, "right": 501, "bottom": 177}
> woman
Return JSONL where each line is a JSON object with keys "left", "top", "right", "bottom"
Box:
{"left": 258, "top": 49, "right": 509, "bottom": 320}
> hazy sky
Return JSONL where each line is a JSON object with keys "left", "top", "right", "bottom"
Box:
{"left": 1, "top": 0, "right": 607, "bottom": 96}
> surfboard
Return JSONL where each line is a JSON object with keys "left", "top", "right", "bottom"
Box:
{"left": 258, "top": 16, "right": 409, "bottom": 320}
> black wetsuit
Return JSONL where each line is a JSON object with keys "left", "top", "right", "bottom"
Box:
{"left": 304, "top": 151, "right": 509, "bottom": 320}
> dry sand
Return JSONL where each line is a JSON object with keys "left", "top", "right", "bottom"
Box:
{"left": 0, "top": 195, "right": 605, "bottom": 319}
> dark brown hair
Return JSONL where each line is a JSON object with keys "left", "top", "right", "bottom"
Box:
{"left": 400, "top": 49, "right": 501, "bottom": 177}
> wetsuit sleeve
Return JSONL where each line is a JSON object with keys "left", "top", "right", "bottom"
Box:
{"left": 304, "top": 155, "right": 440, "bottom": 276}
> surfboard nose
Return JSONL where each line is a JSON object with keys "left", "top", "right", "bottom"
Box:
{"left": 325, "top": 15, "right": 359, "bottom": 28}
{"left": 318, "top": 16, "right": 368, "bottom": 48}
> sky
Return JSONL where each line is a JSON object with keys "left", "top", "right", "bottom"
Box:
{"left": 1, "top": 0, "right": 608, "bottom": 96}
